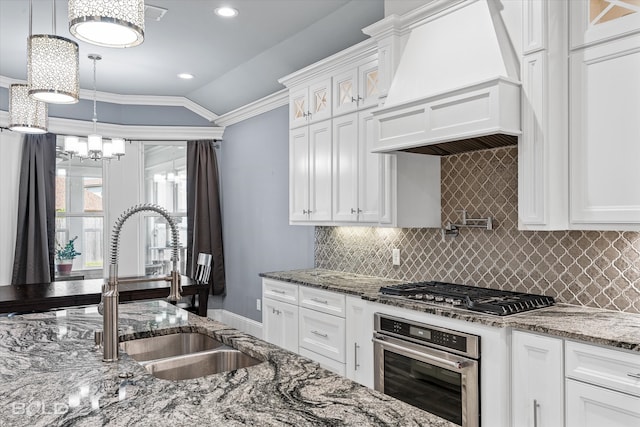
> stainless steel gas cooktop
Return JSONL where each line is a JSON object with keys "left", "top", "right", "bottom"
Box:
{"left": 379, "top": 281, "right": 555, "bottom": 316}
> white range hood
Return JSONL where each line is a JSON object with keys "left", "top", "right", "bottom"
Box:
{"left": 371, "top": 0, "right": 521, "bottom": 156}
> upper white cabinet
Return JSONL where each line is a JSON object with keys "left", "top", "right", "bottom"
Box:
{"left": 289, "top": 121, "right": 332, "bottom": 223}
{"left": 289, "top": 78, "right": 332, "bottom": 129}
{"left": 333, "top": 56, "right": 379, "bottom": 116}
{"left": 332, "top": 109, "right": 388, "bottom": 223}
{"left": 512, "top": 330, "right": 564, "bottom": 427}
{"left": 519, "top": 0, "right": 640, "bottom": 231}
{"left": 569, "top": 34, "right": 640, "bottom": 229}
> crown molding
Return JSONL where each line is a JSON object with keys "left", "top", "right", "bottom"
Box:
{"left": 0, "top": 110, "right": 224, "bottom": 140}
{"left": 214, "top": 89, "right": 289, "bottom": 127}
{"left": 0, "top": 75, "right": 218, "bottom": 122}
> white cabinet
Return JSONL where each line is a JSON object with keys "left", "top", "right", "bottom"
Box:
{"left": 289, "top": 78, "right": 332, "bottom": 128}
{"left": 332, "top": 109, "right": 389, "bottom": 223}
{"left": 569, "top": 34, "right": 640, "bottom": 230}
{"left": 518, "top": 0, "right": 569, "bottom": 230}
{"left": 262, "top": 279, "right": 299, "bottom": 353}
{"left": 333, "top": 56, "right": 379, "bottom": 116}
{"left": 299, "top": 307, "right": 346, "bottom": 364}
{"left": 565, "top": 340, "right": 640, "bottom": 427}
{"left": 289, "top": 120, "right": 332, "bottom": 223}
{"left": 345, "top": 296, "right": 373, "bottom": 388}
{"left": 512, "top": 330, "right": 564, "bottom": 427}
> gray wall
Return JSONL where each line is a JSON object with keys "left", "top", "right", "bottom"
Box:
{"left": 215, "top": 105, "right": 314, "bottom": 322}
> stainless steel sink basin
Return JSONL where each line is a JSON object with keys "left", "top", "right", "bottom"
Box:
{"left": 120, "top": 332, "right": 263, "bottom": 380}
{"left": 120, "top": 332, "right": 224, "bottom": 362}
{"left": 142, "top": 349, "right": 263, "bottom": 381}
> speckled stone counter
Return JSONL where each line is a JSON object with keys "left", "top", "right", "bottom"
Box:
{"left": 0, "top": 300, "right": 455, "bottom": 427}
{"left": 261, "top": 268, "right": 640, "bottom": 353}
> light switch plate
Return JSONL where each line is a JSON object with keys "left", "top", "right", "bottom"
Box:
{"left": 392, "top": 248, "right": 400, "bottom": 266}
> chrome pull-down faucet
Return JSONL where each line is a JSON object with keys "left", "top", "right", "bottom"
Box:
{"left": 100, "top": 203, "right": 182, "bottom": 362}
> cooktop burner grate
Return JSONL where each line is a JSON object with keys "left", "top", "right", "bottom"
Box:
{"left": 379, "top": 281, "right": 555, "bottom": 316}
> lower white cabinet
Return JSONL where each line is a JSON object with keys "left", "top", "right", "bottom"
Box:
{"left": 262, "top": 297, "right": 298, "bottom": 354}
{"left": 299, "top": 307, "right": 346, "bottom": 364}
{"left": 566, "top": 380, "right": 640, "bottom": 427}
{"left": 345, "top": 296, "right": 374, "bottom": 388}
{"left": 565, "top": 340, "right": 640, "bottom": 427}
{"left": 511, "top": 330, "right": 564, "bottom": 427}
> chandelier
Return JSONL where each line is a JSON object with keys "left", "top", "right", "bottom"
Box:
{"left": 8, "top": 84, "right": 48, "bottom": 133}
{"left": 28, "top": 0, "right": 79, "bottom": 104}
{"left": 62, "top": 54, "right": 125, "bottom": 161}
{"left": 68, "top": 0, "right": 145, "bottom": 48}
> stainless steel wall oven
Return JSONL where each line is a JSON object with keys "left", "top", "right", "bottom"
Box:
{"left": 373, "top": 313, "right": 481, "bottom": 427}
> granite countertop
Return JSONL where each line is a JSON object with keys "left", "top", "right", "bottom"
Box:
{"left": 0, "top": 301, "right": 455, "bottom": 427}
{"left": 260, "top": 268, "right": 640, "bottom": 353}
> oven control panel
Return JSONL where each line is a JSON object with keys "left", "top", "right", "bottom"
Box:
{"left": 377, "top": 314, "right": 479, "bottom": 358}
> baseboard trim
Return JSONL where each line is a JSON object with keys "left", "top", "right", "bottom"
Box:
{"left": 207, "top": 309, "right": 263, "bottom": 339}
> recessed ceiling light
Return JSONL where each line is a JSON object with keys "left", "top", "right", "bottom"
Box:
{"left": 215, "top": 7, "right": 238, "bottom": 18}
{"left": 177, "top": 73, "right": 194, "bottom": 80}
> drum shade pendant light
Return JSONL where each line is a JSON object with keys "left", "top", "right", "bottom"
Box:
{"left": 8, "top": 84, "right": 48, "bottom": 134}
{"left": 68, "top": 0, "right": 145, "bottom": 48}
{"left": 28, "top": 0, "right": 79, "bottom": 104}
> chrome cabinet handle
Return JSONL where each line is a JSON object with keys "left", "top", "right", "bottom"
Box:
{"left": 271, "top": 308, "right": 281, "bottom": 315}
{"left": 271, "top": 289, "right": 285, "bottom": 294}
{"left": 628, "top": 373, "right": 640, "bottom": 379}
{"left": 307, "top": 111, "right": 312, "bottom": 120}
{"left": 311, "top": 297, "right": 328, "bottom": 304}
{"left": 533, "top": 399, "right": 539, "bottom": 427}
{"left": 354, "top": 343, "right": 360, "bottom": 370}
{"left": 351, "top": 208, "right": 356, "bottom": 214}
{"left": 302, "top": 209, "right": 308, "bottom": 214}
{"left": 311, "top": 330, "right": 328, "bottom": 338}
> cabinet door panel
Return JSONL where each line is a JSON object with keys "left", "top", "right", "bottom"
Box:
{"left": 299, "top": 307, "right": 345, "bottom": 363}
{"left": 290, "top": 87, "right": 308, "bottom": 129}
{"left": 512, "top": 331, "right": 564, "bottom": 427}
{"left": 359, "top": 110, "right": 382, "bottom": 223}
{"left": 570, "top": 37, "right": 640, "bottom": 228}
{"left": 345, "top": 296, "right": 373, "bottom": 388}
{"left": 566, "top": 380, "right": 640, "bottom": 427}
{"left": 333, "top": 67, "right": 359, "bottom": 116}
{"left": 358, "top": 58, "right": 379, "bottom": 110}
{"left": 309, "top": 121, "right": 332, "bottom": 221}
{"left": 263, "top": 298, "right": 298, "bottom": 353}
{"left": 308, "top": 79, "right": 332, "bottom": 123}
{"left": 290, "top": 127, "right": 310, "bottom": 222}
{"left": 332, "top": 114, "right": 359, "bottom": 222}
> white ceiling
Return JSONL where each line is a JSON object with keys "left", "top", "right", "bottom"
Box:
{"left": 0, "top": 0, "right": 385, "bottom": 117}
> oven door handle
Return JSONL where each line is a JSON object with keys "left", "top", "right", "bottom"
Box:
{"left": 372, "top": 336, "right": 469, "bottom": 371}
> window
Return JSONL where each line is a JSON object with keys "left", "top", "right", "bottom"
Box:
{"left": 143, "top": 143, "right": 187, "bottom": 276}
{"left": 55, "top": 143, "right": 105, "bottom": 276}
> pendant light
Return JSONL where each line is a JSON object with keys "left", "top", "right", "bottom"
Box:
{"left": 68, "top": 0, "right": 145, "bottom": 48}
{"left": 28, "top": 0, "right": 79, "bottom": 104}
{"left": 8, "top": 84, "right": 48, "bottom": 134}
{"left": 62, "top": 54, "right": 126, "bottom": 162}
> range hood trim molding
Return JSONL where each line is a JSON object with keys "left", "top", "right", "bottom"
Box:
{"left": 371, "top": 77, "right": 521, "bottom": 155}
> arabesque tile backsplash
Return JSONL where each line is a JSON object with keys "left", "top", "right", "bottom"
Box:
{"left": 315, "top": 147, "right": 640, "bottom": 314}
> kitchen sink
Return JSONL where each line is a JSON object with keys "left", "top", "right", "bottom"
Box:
{"left": 120, "top": 332, "right": 263, "bottom": 380}
{"left": 142, "top": 348, "right": 263, "bottom": 381}
{"left": 120, "top": 332, "right": 224, "bottom": 362}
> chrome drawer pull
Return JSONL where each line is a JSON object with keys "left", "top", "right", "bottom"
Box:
{"left": 628, "top": 373, "right": 640, "bottom": 379}
{"left": 311, "top": 330, "right": 328, "bottom": 338}
{"left": 271, "top": 289, "right": 286, "bottom": 294}
{"left": 354, "top": 343, "right": 360, "bottom": 370}
{"left": 311, "top": 297, "right": 328, "bottom": 304}
{"left": 271, "top": 308, "right": 281, "bottom": 315}
{"left": 533, "top": 399, "right": 540, "bottom": 427}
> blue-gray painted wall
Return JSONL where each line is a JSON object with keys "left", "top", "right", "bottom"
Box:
{"left": 214, "top": 105, "right": 314, "bottom": 322}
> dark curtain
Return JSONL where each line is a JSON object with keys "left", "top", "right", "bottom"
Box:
{"left": 187, "top": 140, "right": 225, "bottom": 295}
{"left": 11, "top": 133, "right": 57, "bottom": 285}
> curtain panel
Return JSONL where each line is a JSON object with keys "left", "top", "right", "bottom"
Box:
{"left": 11, "top": 133, "right": 57, "bottom": 284}
{"left": 187, "top": 140, "right": 226, "bottom": 295}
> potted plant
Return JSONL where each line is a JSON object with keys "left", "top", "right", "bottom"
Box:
{"left": 56, "top": 236, "right": 81, "bottom": 275}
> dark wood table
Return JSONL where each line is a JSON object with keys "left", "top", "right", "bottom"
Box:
{"left": 0, "top": 276, "right": 209, "bottom": 316}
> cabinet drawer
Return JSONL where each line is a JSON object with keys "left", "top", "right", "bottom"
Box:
{"left": 565, "top": 340, "right": 640, "bottom": 397}
{"left": 263, "top": 279, "right": 298, "bottom": 304}
{"left": 299, "top": 286, "right": 346, "bottom": 317}
{"left": 299, "top": 307, "right": 345, "bottom": 363}
{"left": 299, "top": 347, "right": 346, "bottom": 377}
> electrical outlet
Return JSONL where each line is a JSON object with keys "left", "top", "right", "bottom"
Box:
{"left": 256, "top": 299, "right": 261, "bottom": 311}
{"left": 392, "top": 248, "right": 401, "bottom": 266}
